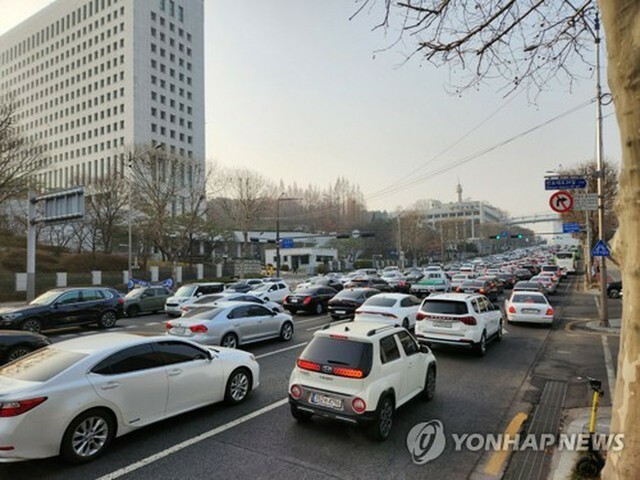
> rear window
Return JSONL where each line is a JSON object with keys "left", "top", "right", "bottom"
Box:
{"left": 463, "top": 281, "right": 484, "bottom": 288}
{"left": 363, "top": 296, "right": 396, "bottom": 307}
{"left": 512, "top": 294, "right": 547, "bottom": 304}
{"left": 421, "top": 300, "right": 469, "bottom": 315}
{"left": 0, "top": 348, "right": 86, "bottom": 382}
{"left": 300, "top": 337, "right": 373, "bottom": 377}
{"left": 182, "top": 307, "right": 225, "bottom": 319}
{"left": 334, "top": 289, "right": 366, "bottom": 300}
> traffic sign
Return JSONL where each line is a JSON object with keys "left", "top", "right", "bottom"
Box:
{"left": 545, "top": 177, "right": 587, "bottom": 190}
{"left": 574, "top": 193, "right": 598, "bottom": 211}
{"left": 501, "top": 231, "right": 509, "bottom": 238}
{"left": 351, "top": 229, "right": 361, "bottom": 239}
{"left": 562, "top": 222, "right": 581, "bottom": 233}
{"left": 549, "top": 191, "right": 574, "bottom": 213}
{"left": 591, "top": 240, "right": 611, "bottom": 257}
{"left": 281, "top": 238, "right": 294, "bottom": 248}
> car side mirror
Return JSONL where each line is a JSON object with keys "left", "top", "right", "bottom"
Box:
{"left": 420, "top": 344, "right": 431, "bottom": 354}
{"left": 272, "top": 308, "right": 280, "bottom": 315}
{"left": 196, "top": 292, "right": 203, "bottom": 297}
{"left": 206, "top": 350, "right": 215, "bottom": 361}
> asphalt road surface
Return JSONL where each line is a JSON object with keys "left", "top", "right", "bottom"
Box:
{"left": 1, "top": 279, "right": 581, "bottom": 480}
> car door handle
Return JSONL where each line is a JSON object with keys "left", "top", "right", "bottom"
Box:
{"left": 100, "top": 381, "right": 120, "bottom": 390}
{"left": 168, "top": 369, "right": 182, "bottom": 377}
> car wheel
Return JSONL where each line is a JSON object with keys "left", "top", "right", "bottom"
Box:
{"left": 60, "top": 409, "right": 115, "bottom": 464}
{"left": 99, "top": 311, "right": 118, "bottom": 329}
{"left": 280, "top": 321, "right": 294, "bottom": 341}
{"left": 225, "top": 368, "right": 252, "bottom": 404}
{"left": 475, "top": 331, "right": 487, "bottom": 357}
{"left": 422, "top": 365, "right": 436, "bottom": 401}
{"left": 126, "top": 305, "right": 140, "bottom": 318}
{"left": 497, "top": 320, "right": 503, "bottom": 341}
{"left": 7, "top": 346, "right": 32, "bottom": 362}
{"left": 290, "top": 404, "right": 313, "bottom": 422}
{"left": 402, "top": 318, "right": 410, "bottom": 330}
{"left": 221, "top": 333, "right": 238, "bottom": 349}
{"left": 314, "top": 302, "right": 323, "bottom": 315}
{"left": 368, "top": 395, "right": 395, "bottom": 442}
{"left": 609, "top": 288, "right": 620, "bottom": 299}
{"left": 21, "top": 318, "right": 42, "bottom": 333}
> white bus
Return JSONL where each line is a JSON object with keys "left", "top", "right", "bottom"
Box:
{"left": 554, "top": 251, "right": 577, "bottom": 275}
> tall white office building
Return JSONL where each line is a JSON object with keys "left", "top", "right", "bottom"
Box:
{"left": 0, "top": 0, "right": 205, "bottom": 195}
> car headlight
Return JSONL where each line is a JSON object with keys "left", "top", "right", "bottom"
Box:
{"left": 2, "top": 313, "right": 22, "bottom": 321}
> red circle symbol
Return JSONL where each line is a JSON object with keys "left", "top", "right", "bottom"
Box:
{"left": 549, "top": 191, "right": 574, "bottom": 213}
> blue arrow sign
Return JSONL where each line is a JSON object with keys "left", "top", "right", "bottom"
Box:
{"left": 591, "top": 240, "right": 611, "bottom": 257}
{"left": 562, "top": 222, "right": 581, "bottom": 233}
{"left": 545, "top": 178, "right": 587, "bottom": 190}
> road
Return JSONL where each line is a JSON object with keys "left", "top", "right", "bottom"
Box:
{"left": 1, "top": 278, "right": 581, "bottom": 480}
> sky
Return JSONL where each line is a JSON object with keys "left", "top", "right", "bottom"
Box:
{"left": 0, "top": 1, "right": 622, "bottom": 221}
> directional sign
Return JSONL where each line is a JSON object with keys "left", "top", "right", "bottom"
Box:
{"left": 591, "top": 240, "right": 611, "bottom": 257}
{"left": 562, "top": 222, "right": 581, "bottom": 233}
{"left": 574, "top": 193, "right": 598, "bottom": 211}
{"left": 280, "top": 238, "right": 294, "bottom": 249}
{"left": 545, "top": 178, "right": 587, "bottom": 190}
{"left": 549, "top": 190, "right": 574, "bottom": 213}
{"left": 501, "top": 231, "right": 509, "bottom": 238}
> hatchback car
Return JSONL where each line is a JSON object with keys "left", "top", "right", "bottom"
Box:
{"left": 0, "top": 287, "right": 124, "bottom": 333}
{"left": 166, "top": 301, "right": 294, "bottom": 348}
{"left": 289, "top": 322, "right": 436, "bottom": 441}
{"left": 0, "top": 330, "right": 51, "bottom": 365}
{"left": 327, "top": 288, "right": 380, "bottom": 320}
{"left": 0, "top": 333, "right": 259, "bottom": 463}
{"left": 123, "top": 286, "right": 172, "bottom": 317}
{"left": 283, "top": 286, "right": 338, "bottom": 315}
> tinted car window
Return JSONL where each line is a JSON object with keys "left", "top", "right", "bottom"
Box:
{"left": 364, "top": 296, "right": 397, "bottom": 308}
{"left": 248, "top": 305, "right": 271, "bottom": 317}
{"left": 229, "top": 306, "right": 251, "bottom": 319}
{"left": 301, "top": 337, "right": 373, "bottom": 376}
{"left": 379, "top": 335, "right": 401, "bottom": 364}
{"left": 156, "top": 341, "right": 208, "bottom": 364}
{"left": 57, "top": 291, "right": 81, "bottom": 305}
{"left": 194, "top": 294, "right": 225, "bottom": 304}
{"left": 0, "top": 348, "right": 87, "bottom": 382}
{"left": 92, "top": 344, "right": 164, "bottom": 375}
{"left": 512, "top": 294, "right": 547, "bottom": 304}
{"left": 421, "top": 300, "right": 469, "bottom": 315}
{"left": 397, "top": 330, "right": 419, "bottom": 356}
{"left": 81, "top": 289, "right": 101, "bottom": 301}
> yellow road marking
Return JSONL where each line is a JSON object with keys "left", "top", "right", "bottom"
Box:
{"left": 484, "top": 412, "right": 528, "bottom": 476}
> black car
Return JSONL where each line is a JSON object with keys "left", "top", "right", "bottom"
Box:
{"left": 514, "top": 269, "right": 533, "bottom": 281}
{"left": 477, "top": 275, "right": 503, "bottom": 295}
{"left": 0, "top": 330, "right": 51, "bottom": 365}
{"left": 0, "top": 287, "right": 125, "bottom": 333}
{"left": 496, "top": 273, "right": 517, "bottom": 289}
{"left": 607, "top": 281, "right": 622, "bottom": 299}
{"left": 344, "top": 277, "right": 393, "bottom": 292}
{"left": 284, "top": 286, "right": 338, "bottom": 315}
{"left": 456, "top": 279, "right": 499, "bottom": 302}
{"left": 327, "top": 287, "right": 380, "bottom": 320}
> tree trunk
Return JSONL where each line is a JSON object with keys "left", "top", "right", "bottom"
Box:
{"left": 599, "top": 0, "right": 640, "bottom": 477}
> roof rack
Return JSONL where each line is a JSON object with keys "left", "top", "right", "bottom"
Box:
{"left": 366, "top": 324, "right": 399, "bottom": 337}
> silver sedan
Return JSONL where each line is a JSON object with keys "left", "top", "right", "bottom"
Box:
{"left": 166, "top": 301, "right": 295, "bottom": 348}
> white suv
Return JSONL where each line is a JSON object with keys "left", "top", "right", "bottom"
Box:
{"left": 415, "top": 293, "right": 503, "bottom": 356}
{"left": 288, "top": 321, "right": 437, "bottom": 441}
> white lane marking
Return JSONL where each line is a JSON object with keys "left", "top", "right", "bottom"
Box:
{"left": 594, "top": 295, "right": 601, "bottom": 315}
{"left": 601, "top": 335, "right": 616, "bottom": 401}
{"left": 306, "top": 318, "right": 351, "bottom": 332}
{"left": 96, "top": 398, "right": 289, "bottom": 480}
{"left": 146, "top": 322, "right": 159, "bottom": 326}
{"left": 255, "top": 342, "right": 308, "bottom": 359}
{"left": 294, "top": 315, "right": 330, "bottom": 326}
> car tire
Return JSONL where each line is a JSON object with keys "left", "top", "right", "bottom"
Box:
{"left": 224, "top": 368, "right": 252, "bottom": 405}
{"left": 98, "top": 311, "right": 118, "bottom": 329}
{"left": 221, "top": 333, "right": 238, "bottom": 349}
{"left": 496, "top": 320, "right": 503, "bottom": 341}
{"left": 21, "top": 318, "right": 42, "bottom": 333}
{"left": 422, "top": 365, "right": 436, "bottom": 401}
{"left": 60, "top": 409, "right": 115, "bottom": 464}
{"left": 287, "top": 308, "right": 298, "bottom": 315}
{"left": 609, "top": 288, "right": 620, "bottom": 299}
{"left": 290, "top": 405, "right": 313, "bottom": 422}
{"left": 6, "top": 346, "right": 32, "bottom": 362}
{"left": 475, "top": 331, "right": 487, "bottom": 357}
{"left": 314, "top": 303, "right": 323, "bottom": 315}
{"left": 280, "top": 321, "right": 294, "bottom": 342}
{"left": 402, "top": 318, "right": 410, "bottom": 330}
{"left": 126, "top": 305, "right": 140, "bottom": 318}
{"left": 368, "top": 395, "right": 395, "bottom": 442}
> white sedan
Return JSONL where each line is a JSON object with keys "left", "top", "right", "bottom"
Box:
{"left": 0, "top": 333, "right": 259, "bottom": 463}
{"left": 504, "top": 291, "right": 554, "bottom": 325}
{"left": 353, "top": 293, "right": 422, "bottom": 329}
{"left": 178, "top": 293, "right": 284, "bottom": 315}
{"left": 167, "top": 301, "right": 294, "bottom": 348}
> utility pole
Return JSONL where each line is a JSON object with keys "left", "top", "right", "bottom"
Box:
{"left": 595, "top": 12, "right": 608, "bottom": 327}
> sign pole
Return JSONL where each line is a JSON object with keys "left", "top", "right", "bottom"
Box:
{"left": 26, "top": 191, "right": 37, "bottom": 302}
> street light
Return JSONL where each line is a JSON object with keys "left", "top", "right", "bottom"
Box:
{"left": 276, "top": 194, "right": 301, "bottom": 277}
{"left": 128, "top": 144, "right": 162, "bottom": 286}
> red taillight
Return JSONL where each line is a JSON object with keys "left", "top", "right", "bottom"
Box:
{"left": 303, "top": 296, "right": 312, "bottom": 305}
{"left": 165, "top": 322, "right": 173, "bottom": 329}
{"left": 479, "top": 288, "right": 485, "bottom": 294}
{"left": 0, "top": 397, "right": 47, "bottom": 418}
{"left": 329, "top": 334, "right": 349, "bottom": 339}
{"left": 189, "top": 324, "right": 208, "bottom": 333}
{"left": 398, "top": 281, "right": 407, "bottom": 287}
{"left": 357, "top": 311, "right": 397, "bottom": 319}
{"left": 333, "top": 367, "right": 364, "bottom": 378}
{"left": 508, "top": 306, "right": 516, "bottom": 314}
{"left": 118, "top": 298, "right": 125, "bottom": 304}
{"left": 459, "top": 316, "right": 477, "bottom": 326}
{"left": 290, "top": 384, "right": 303, "bottom": 399}
{"left": 456, "top": 287, "right": 462, "bottom": 292}
{"left": 283, "top": 295, "right": 289, "bottom": 303}
{"left": 546, "top": 308, "right": 554, "bottom": 316}
{"left": 181, "top": 306, "right": 189, "bottom": 312}
{"left": 416, "top": 311, "right": 427, "bottom": 321}
{"left": 297, "top": 359, "right": 321, "bottom": 372}
{"left": 352, "top": 397, "right": 367, "bottom": 414}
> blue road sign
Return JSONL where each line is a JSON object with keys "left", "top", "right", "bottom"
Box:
{"left": 562, "top": 222, "right": 581, "bottom": 233}
{"left": 591, "top": 240, "right": 611, "bottom": 257}
{"left": 281, "top": 238, "right": 294, "bottom": 249}
{"left": 545, "top": 178, "right": 587, "bottom": 190}
{"left": 501, "top": 231, "right": 509, "bottom": 238}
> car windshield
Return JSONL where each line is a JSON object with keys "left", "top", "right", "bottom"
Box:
{"left": 512, "top": 294, "right": 547, "bottom": 304}
{"left": 183, "top": 307, "right": 225, "bottom": 320}
{"left": 125, "top": 289, "right": 144, "bottom": 299}
{"left": 251, "top": 284, "right": 273, "bottom": 292}
{"left": 175, "top": 286, "right": 197, "bottom": 297}
{"left": 421, "top": 300, "right": 469, "bottom": 315}
{"left": 301, "top": 337, "right": 373, "bottom": 377}
{"left": 0, "top": 348, "right": 87, "bottom": 382}
{"left": 362, "top": 296, "right": 397, "bottom": 307}
{"left": 452, "top": 275, "right": 467, "bottom": 280}
{"left": 29, "top": 290, "right": 62, "bottom": 306}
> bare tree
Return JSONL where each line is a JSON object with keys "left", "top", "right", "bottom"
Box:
{"left": 85, "top": 175, "right": 129, "bottom": 254}
{"left": 355, "top": 1, "right": 637, "bottom": 476}
{"left": 0, "top": 97, "right": 44, "bottom": 206}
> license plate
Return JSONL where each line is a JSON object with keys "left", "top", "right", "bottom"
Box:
{"left": 464, "top": 290, "right": 474, "bottom": 293}
{"left": 171, "top": 327, "right": 187, "bottom": 335}
{"left": 432, "top": 320, "right": 453, "bottom": 328}
{"left": 522, "top": 309, "right": 539, "bottom": 314}
{"left": 309, "top": 393, "right": 343, "bottom": 410}
{"left": 289, "top": 298, "right": 299, "bottom": 303}
{"left": 335, "top": 310, "right": 346, "bottom": 315}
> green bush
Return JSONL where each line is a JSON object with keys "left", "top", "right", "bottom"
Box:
{"left": 1, "top": 249, "right": 60, "bottom": 273}
{"left": 316, "top": 263, "right": 327, "bottom": 274}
